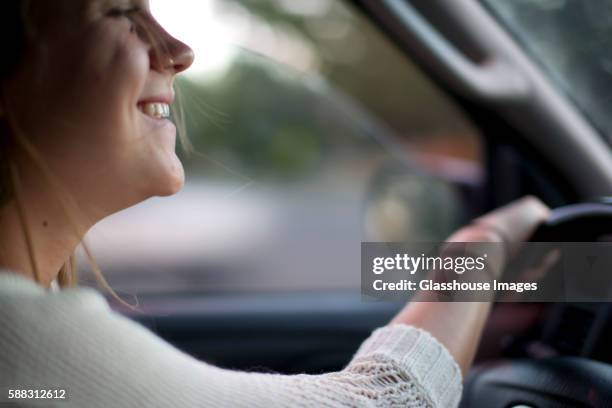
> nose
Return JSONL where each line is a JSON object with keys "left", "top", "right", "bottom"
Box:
{"left": 149, "top": 24, "right": 194, "bottom": 75}
{"left": 163, "top": 38, "right": 194, "bottom": 74}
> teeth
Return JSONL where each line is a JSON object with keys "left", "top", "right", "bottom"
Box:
{"left": 139, "top": 102, "right": 170, "bottom": 119}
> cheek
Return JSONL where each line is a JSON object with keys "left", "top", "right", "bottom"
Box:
{"left": 77, "top": 24, "right": 149, "bottom": 129}
{"left": 11, "top": 24, "right": 153, "bottom": 200}
{"left": 54, "top": 25, "right": 149, "bottom": 158}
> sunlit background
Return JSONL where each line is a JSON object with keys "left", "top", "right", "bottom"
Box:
{"left": 150, "top": 0, "right": 342, "bottom": 77}
{"left": 82, "top": 0, "right": 482, "bottom": 295}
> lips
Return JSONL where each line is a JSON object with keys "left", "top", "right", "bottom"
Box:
{"left": 138, "top": 102, "right": 170, "bottom": 119}
{"left": 137, "top": 90, "right": 174, "bottom": 120}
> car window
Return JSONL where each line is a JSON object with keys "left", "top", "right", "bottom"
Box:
{"left": 482, "top": 0, "right": 612, "bottom": 142}
{"left": 82, "top": 0, "right": 482, "bottom": 295}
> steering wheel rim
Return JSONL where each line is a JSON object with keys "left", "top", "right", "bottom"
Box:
{"left": 530, "top": 202, "right": 612, "bottom": 242}
{"left": 463, "top": 200, "right": 612, "bottom": 407}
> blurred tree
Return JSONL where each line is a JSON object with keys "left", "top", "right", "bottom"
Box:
{"left": 175, "top": 0, "right": 479, "bottom": 180}
{"left": 225, "top": 0, "right": 472, "bottom": 136}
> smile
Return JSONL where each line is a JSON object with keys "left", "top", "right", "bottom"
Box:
{"left": 137, "top": 102, "right": 170, "bottom": 119}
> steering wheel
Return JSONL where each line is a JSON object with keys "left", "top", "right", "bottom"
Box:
{"left": 461, "top": 357, "right": 612, "bottom": 408}
{"left": 530, "top": 201, "right": 612, "bottom": 242}
{"left": 461, "top": 201, "right": 612, "bottom": 408}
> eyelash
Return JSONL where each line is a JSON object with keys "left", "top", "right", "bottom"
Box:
{"left": 107, "top": 6, "right": 143, "bottom": 34}
{"left": 107, "top": 6, "right": 141, "bottom": 21}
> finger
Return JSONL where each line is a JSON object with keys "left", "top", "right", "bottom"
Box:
{"left": 516, "top": 248, "right": 561, "bottom": 283}
{"left": 444, "top": 196, "right": 550, "bottom": 278}
{"left": 470, "top": 196, "right": 550, "bottom": 256}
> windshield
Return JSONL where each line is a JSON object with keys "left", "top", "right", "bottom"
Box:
{"left": 482, "top": 0, "right": 612, "bottom": 142}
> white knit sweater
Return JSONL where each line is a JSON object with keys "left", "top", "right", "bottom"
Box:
{"left": 0, "top": 272, "right": 462, "bottom": 407}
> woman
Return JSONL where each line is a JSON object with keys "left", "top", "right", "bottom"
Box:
{"left": 0, "top": 0, "right": 549, "bottom": 407}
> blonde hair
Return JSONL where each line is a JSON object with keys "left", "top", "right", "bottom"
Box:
{"left": 0, "top": 0, "right": 189, "bottom": 301}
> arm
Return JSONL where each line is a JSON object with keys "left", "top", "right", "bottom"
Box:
{"left": 0, "top": 198, "right": 546, "bottom": 407}
{"left": 391, "top": 196, "right": 550, "bottom": 375}
{"left": 0, "top": 275, "right": 460, "bottom": 407}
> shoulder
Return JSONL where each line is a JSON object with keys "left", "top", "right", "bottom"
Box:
{"left": 0, "top": 270, "right": 104, "bottom": 313}
{"left": 0, "top": 271, "right": 126, "bottom": 366}
{"left": 0, "top": 272, "right": 111, "bottom": 336}
{"left": 0, "top": 271, "right": 188, "bottom": 359}
{"left": 0, "top": 272, "right": 212, "bottom": 407}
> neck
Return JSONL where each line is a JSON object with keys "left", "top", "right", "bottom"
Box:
{"left": 0, "top": 178, "right": 93, "bottom": 288}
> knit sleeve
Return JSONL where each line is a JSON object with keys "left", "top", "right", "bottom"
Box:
{"left": 0, "top": 284, "right": 462, "bottom": 408}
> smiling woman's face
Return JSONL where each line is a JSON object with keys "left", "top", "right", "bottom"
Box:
{"left": 4, "top": 0, "right": 194, "bottom": 219}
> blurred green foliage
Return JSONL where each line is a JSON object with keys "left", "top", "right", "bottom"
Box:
{"left": 175, "top": 0, "right": 475, "bottom": 180}
{"left": 176, "top": 57, "right": 326, "bottom": 180}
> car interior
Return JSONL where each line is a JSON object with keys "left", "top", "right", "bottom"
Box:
{"left": 86, "top": 0, "right": 612, "bottom": 406}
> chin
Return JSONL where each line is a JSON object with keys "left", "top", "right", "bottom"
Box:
{"left": 155, "top": 160, "right": 185, "bottom": 197}
{"left": 159, "top": 177, "right": 184, "bottom": 196}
